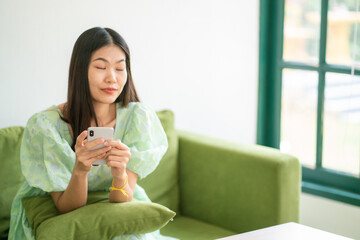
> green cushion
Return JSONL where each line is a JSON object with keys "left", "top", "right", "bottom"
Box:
{"left": 0, "top": 126, "right": 25, "bottom": 239}
{"left": 161, "top": 215, "right": 236, "bottom": 240}
{"left": 138, "top": 110, "right": 179, "bottom": 213}
{"left": 22, "top": 191, "right": 176, "bottom": 240}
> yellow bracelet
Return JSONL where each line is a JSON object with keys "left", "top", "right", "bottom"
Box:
{"left": 109, "top": 175, "right": 128, "bottom": 197}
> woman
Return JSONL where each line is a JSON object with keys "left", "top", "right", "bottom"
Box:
{"left": 9, "top": 27, "right": 170, "bottom": 240}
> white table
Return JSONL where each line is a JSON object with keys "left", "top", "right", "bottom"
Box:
{"left": 217, "top": 222, "right": 354, "bottom": 240}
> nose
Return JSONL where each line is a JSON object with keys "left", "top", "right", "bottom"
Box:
{"left": 106, "top": 69, "right": 117, "bottom": 83}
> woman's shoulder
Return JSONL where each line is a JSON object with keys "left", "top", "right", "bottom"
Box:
{"left": 26, "top": 105, "right": 63, "bottom": 131}
{"left": 119, "top": 102, "right": 155, "bottom": 115}
{"left": 115, "top": 102, "right": 159, "bottom": 131}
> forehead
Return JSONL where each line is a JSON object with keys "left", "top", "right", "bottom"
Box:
{"left": 91, "top": 44, "right": 126, "bottom": 61}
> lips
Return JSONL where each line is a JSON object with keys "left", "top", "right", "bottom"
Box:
{"left": 101, "top": 88, "right": 118, "bottom": 94}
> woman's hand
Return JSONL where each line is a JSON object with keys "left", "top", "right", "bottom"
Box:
{"left": 74, "top": 130, "right": 112, "bottom": 174}
{"left": 104, "top": 139, "right": 131, "bottom": 180}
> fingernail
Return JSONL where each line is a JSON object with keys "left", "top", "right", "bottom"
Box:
{"left": 104, "top": 141, "right": 108, "bottom": 146}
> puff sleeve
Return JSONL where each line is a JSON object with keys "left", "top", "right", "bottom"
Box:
{"left": 122, "top": 103, "right": 168, "bottom": 179}
{"left": 20, "top": 112, "right": 75, "bottom": 192}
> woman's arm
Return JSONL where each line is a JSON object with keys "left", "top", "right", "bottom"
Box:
{"left": 50, "top": 171, "right": 88, "bottom": 214}
{"left": 50, "top": 130, "right": 111, "bottom": 214}
{"left": 104, "top": 139, "right": 136, "bottom": 203}
{"left": 109, "top": 169, "right": 137, "bottom": 203}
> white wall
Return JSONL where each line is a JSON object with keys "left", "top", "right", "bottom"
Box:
{"left": 1, "top": 1, "right": 359, "bottom": 239}
{"left": 0, "top": 0, "right": 259, "bottom": 145}
{"left": 300, "top": 193, "right": 360, "bottom": 240}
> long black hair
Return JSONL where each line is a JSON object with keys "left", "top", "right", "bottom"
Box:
{"left": 62, "top": 27, "right": 140, "bottom": 150}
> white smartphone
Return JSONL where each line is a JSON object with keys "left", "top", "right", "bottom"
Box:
{"left": 87, "top": 127, "right": 114, "bottom": 166}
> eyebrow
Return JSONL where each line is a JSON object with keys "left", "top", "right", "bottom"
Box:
{"left": 92, "top": 57, "right": 125, "bottom": 63}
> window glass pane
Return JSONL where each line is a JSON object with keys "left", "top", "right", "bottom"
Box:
{"left": 323, "top": 73, "right": 360, "bottom": 177}
{"left": 283, "top": 0, "right": 321, "bottom": 65}
{"left": 281, "top": 69, "right": 318, "bottom": 168}
{"left": 326, "top": 0, "right": 360, "bottom": 66}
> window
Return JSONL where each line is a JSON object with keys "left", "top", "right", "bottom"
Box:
{"left": 258, "top": 0, "right": 360, "bottom": 205}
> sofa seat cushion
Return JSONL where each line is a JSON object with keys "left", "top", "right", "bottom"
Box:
{"left": 160, "top": 215, "right": 236, "bottom": 240}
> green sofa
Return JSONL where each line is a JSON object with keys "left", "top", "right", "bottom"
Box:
{"left": 0, "top": 110, "right": 301, "bottom": 239}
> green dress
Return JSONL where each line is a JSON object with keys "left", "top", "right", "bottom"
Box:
{"left": 9, "top": 102, "right": 172, "bottom": 240}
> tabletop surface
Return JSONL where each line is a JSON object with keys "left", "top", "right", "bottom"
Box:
{"left": 217, "top": 222, "right": 354, "bottom": 240}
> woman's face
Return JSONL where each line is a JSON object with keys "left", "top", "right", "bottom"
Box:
{"left": 88, "top": 44, "right": 127, "bottom": 105}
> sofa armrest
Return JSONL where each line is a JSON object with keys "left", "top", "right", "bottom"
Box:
{"left": 177, "top": 130, "right": 301, "bottom": 234}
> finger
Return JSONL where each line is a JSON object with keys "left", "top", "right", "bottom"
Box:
{"left": 87, "top": 145, "right": 112, "bottom": 158}
{"left": 85, "top": 137, "right": 105, "bottom": 151}
{"left": 76, "top": 130, "right": 88, "bottom": 147}
{"left": 104, "top": 139, "right": 130, "bottom": 150}
{"left": 106, "top": 160, "right": 126, "bottom": 169}
{"left": 106, "top": 155, "right": 129, "bottom": 163}
{"left": 89, "top": 153, "right": 107, "bottom": 165}
{"left": 104, "top": 148, "right": 131, "bottom": 159}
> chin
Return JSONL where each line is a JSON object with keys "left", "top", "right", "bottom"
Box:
{"left": 93, "top": 97, "right": 119, "bottom": 105}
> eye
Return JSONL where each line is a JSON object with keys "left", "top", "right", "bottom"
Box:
{"left": 117, "top": 63, "right": 126, "bottom": 71}
{"left": 96, "top": 67, "right": 106, "bottom": 70}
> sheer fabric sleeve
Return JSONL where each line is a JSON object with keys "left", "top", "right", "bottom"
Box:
{"left": 20, "top": 112, "right": 75, "bottom": 192}
{"left": 123, "top": 103, "right": 168, "bottom": 179}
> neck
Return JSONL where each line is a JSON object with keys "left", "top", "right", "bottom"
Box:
{"left": 92, "top": 102, "right": 116, "bottom": 127}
